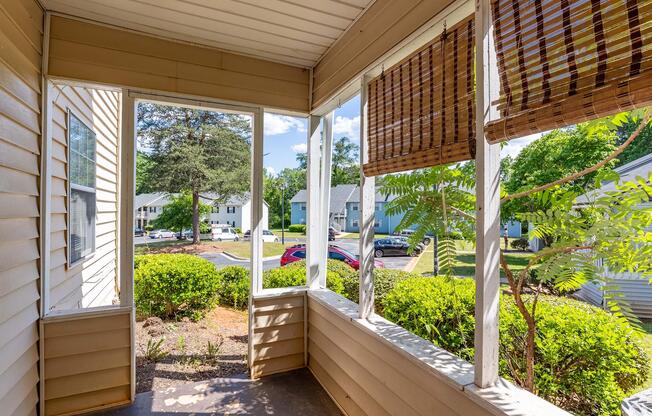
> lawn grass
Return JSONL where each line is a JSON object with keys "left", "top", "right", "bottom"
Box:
{"left": 135, "top": 239, "right": 192, "bottom": 255}
{"left": 412, "top": 242, "right": 534, "bottom": 278}
{"left": 637, "top": 323, "right": 652, "bottom": 392}
{"left": 134, "top": 239, "right": 291, "bottom": 258}
{"left": 221, "top": 241, "right": 291, "bottom": 259}
{"left": 270, "top": 229, "right": 305, "bottom": 239}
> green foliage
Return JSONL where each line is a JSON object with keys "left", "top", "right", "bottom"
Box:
{"left": 342, "top": 268, "right": 419, "bottom": 312}
{"left": 614, "top": 116, "right": 652, "bottom": 167}
{"left": 152, "top": 193, "right": 211, "bottom": 232}
{"left": 288, "top": 224, "right": 306, "bottom": 233}
{"left": 264, "top": 167, "right": 305, "bottom": 229}
{"left": 331, "top": 137, "right": 360, "bottom": 186}
{"left": 217, "top": 266, "right": 249, "bottom": 309}
{"left": 145, "top": 338, "right": 167, "bottom": 361}
{"left": 199, "top": 222, "right": 211, "bottom": 234}
{"left": 518, "top": 174, "right": 652, "bottom": 318}
{"left": 511, "top": 238, "right": 530, "bottom": 251}
{"left": 134, "top": 254, "right": 222, "bottom": 319}
{"left": 383, "top": 277, "right": 649, "bottom": 415}
{"left": 263, "top": 263, "right": 345, "bottom": 294}
{"left": 136, "top": 151, "right": 155, "bottom": 194}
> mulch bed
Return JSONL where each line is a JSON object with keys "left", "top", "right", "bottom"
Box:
{"left": 136, "top": 306, "right": 248, "bottom": 394}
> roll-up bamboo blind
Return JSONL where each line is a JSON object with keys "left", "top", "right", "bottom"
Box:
{"left": 486, "top": 0, "right": 652, "bottom": 143}
{"left": 364, "top": 15, "right": 476, "bottom": 176}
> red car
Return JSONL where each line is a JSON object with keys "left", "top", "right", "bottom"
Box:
{"left": 281, "top": 244, "right": 384, "bottom": 270}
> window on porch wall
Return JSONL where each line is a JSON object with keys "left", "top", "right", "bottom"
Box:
{"left": 45, "top": 81, "right": 123, "bottom": 313}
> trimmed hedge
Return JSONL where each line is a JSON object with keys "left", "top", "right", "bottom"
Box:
{"left": 218, "top": 266, "right": 249, "bottom": 309}
{"left": 383, "top": 277, "right": 649, "bottom": 415}
{"left": 342, "top": 268, "right": 419, "bottom": 312}
{"left": 263, "top": 263, "right": 345, "bottom": 294}
{"left": 134, "top": 254, "right": 222, "bottom": 320}
{"left": 511, "top": 237, "right": 530, "bottom": 251}
{"left": 288, "top": 224, "right": 306, "bottom": 233}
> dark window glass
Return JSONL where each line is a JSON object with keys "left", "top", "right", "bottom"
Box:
{"left": 294, "top": 250, "right": 306, "bottom": 258}
{"left": 68, "top": 112, "right": 96, "bottom": 264}
{"left": 328, "top": 251, "right": 347, "bottom": 261}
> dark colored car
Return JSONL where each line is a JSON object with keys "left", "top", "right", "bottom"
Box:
{"left": 281, "top": 244, "right": 384, "bottom": 270}
{"left": 134, "top": 228, "right": 144, "bottom": 237}
{"left": 393, "top": 229, "right": 432, "bottom": 245}
{"left": 374, "top": 238, "right": 422, "bottom": 258}
{"left": 328, "top": 228, "right": 336, "bottom": 241}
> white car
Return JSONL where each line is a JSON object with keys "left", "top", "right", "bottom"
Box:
{"left": 243, "top": 230, "right": 279, "bottom": 242}
{"left": 211, "top": 224, "right": 239, "bottom": 241}
{"left": 150, "top": 229, "right": 175, "bottom": 239}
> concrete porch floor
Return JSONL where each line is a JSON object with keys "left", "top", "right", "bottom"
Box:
{"left": 99, "top": 369, "right": 342, "bottom": 415}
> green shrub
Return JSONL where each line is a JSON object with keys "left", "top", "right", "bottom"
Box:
{"left": 342, "top": 268, "right": 419, "bottom": 312}
{"left": 134, "top": 254, "right": 222, "bottom": 320}
{"left": 199, "top": 222, "right": 211, "bottom": 234}
{"left": 382, "top": 277, "right": 649, "bottom": 415}
{"left": 510, "top": 237, "right": 529, "bottom": 251}
{"left": 234, "top": 227, "right": 242, "bottom": 234}
{"left": 218, "top": 266, "right": 249, "bottom": 309}
{"left": 288, "top": 224, "right": 306, "bottom": 233}
{"left": 263, "top": 263, "right": 345, "bottom": 294}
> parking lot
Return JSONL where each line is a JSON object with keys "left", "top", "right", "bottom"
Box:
{"left": 135, "top": 235, "right": 415, "bottom": 271}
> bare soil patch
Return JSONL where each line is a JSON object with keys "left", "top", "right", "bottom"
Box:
{"left": 136, "top": 306, "right": 248, "bottom": 393}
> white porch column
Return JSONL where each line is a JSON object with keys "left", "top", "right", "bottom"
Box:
{"left": 359, "top": 75, "right": 375, "bottom": 319}
{"left": 318, "top": 112, "right": 334, "bottom": 288}
{"left": 474, "top": 0, "right": 501, "bottom": 388}
{"left": 307, "top": 115, "right": 322, "bottom": 289}
{"left": 250, "top": 108, "right": 264, "bottom": 295}
{"left": 119, "top": 91, "right": 136, "bottom": 308}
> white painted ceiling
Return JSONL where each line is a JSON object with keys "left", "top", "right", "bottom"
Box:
{"left": 40, "top": 0, "right": 375, "bottom": 67}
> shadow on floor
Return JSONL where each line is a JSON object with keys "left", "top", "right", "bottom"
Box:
{"left": 99, "top": 368, "right": 342, "bottom": 416}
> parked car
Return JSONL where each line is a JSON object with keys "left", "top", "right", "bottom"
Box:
{"left": 329, "top": 226, "right": 340, "bottom": 235}
{"left": 393, "top": 229, "right": 431, "bottom": 245}
{"left": 134, "top": 228, "right": 144, "bottom": 237}
{"left": 328, "top": 228, "right": 336, "bottom": 241}
{"left": 176, "top": 229, "right": 193, "bottom": 240}
{"left": 374, "top": 238, "right": 422, "bottom": 258}
{"left": 150, "top": 229, "right": 175, "bottom": 239}
{"left": 211, "top": 224, "right": 239, "bottom": 241}
{"left": 281, "top": 244, "right": 384, "bottom": 269}
{"left": 243, "top": 229, "right": 279, "bottom": 242}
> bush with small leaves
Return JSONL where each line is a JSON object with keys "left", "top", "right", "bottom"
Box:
{"left": 263, "top": 264, "right": 345, "bottom": 294}
{"left": 342, "top": 268, "right": 419, "bottom": 312}
{"left": 134, "top": 254, "right": 222, "bottom": 320}
{"left": 383, "top": 277, "right": 649, "bottom": 415}
{"left": 288, "top": 224, "right": 307, "bottom": 233}
{"left": 510, "top": 237, "right": 530, "bottom": 251}
{"left": 218, "top": 266, "right": 249, "bottom": 309}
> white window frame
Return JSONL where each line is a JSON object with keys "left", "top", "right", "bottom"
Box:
{"left": 67, "top": 109, "right": 97, "bottom": 268}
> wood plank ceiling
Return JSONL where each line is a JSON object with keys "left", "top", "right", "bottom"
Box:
{"left": 39, "top": 0, "right": 375, "bottom": 68}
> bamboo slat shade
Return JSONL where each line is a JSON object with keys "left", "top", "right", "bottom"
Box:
{"left": 364, "top": 15, "right": 476, "bottom": 176}
{"left": 486, "top": 0, "right": 652, "bottom": 143}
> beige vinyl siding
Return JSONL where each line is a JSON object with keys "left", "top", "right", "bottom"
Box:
{"left": 48, "top": 84, "right": 119, "bottom": 311}
{"left": 0, "top": 0, "right": 42, "bottom": 415}
{"left": 41, "top": 308, "right": 133, "bottom": 416}
{"left": 251, "top": 294, "right": 306, "bottom": 378}
{"left": 311, "top": 0, "right": 455, "bottom": 110}
{"left": 308, "top": 292, "right": 494, "bottom": 416}
{"left": 48, "top": 16, "right": 310, "bottom": 113}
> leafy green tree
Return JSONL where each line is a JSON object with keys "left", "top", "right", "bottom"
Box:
{"left": 151, "top": 193, "right": 210, "bottom": 234}
{"left": 137, "top": 102, "right": 250, "bottom": 243}
{"left": 264, "top": 167, "right": 306, "bottom": 228}
{"left": 615, "top": 117, "right": 652, "bottom": 166}
{"left": 331, "top": 137, "right": 360, "bottom": 185}
{"left": 136, "top": 151, "right": 155, "bottom": 194}
{"left": 381, "top": 165, "right": 475, "bottom": 275}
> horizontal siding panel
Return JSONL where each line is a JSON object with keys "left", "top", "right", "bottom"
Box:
{"left": 48, "top": 16, "right": 309, "bottom": 112}
{"left": 0, "top": 194, "right": 38, "bottom": 218}
{"left": 0, "top": 238, "right": 39, "bottom": 272}
{"left": 0, "top": 217, "right": 38, "bottom": 242}
{"left": 0, "top": 317, "right": 38, "bottom": 369}
{"left": 0, "top": 7, "right": 41, "bottom": 68}
{"left": 310, "top": 357, "right": 366, "bottom": 416}
{"left": 0, "top": 165, "right": 38, "bottom": 195}
{"left": 252, "top": 321, "right": 303, "bottom": 345}
{"left": 0, "top": 28, "right": 39, "bottom": 91}
{"left": 51, "top": 195, "right": 65, "bottom": 214}
{"left": 45, "top": 347, "right": 130, "bottom": 379}
{"left": 254, "top": 337, "right": 303, "bottom": 362}
{"left": 44, "top": 327, "right": 130, "bottom": 359}
{"left": 0, "top": 345, "right": 38, "bottom": 400}
{"left": 253, "top": 308, "right": 303, "bottom": 328}
{"left": 0, "top": 59, "right": 39, "bottom": 111}
{"left": 44, "top": 385, "right": 130, "bottom": 416}
{"left": 0, "top": 114, "right": 39, "bottom": 153}
{"left": 44, "top": 365, "right": 130, "bottom": 400}
{"left": 0, "top": 261, "right": 39, "bottom": 299}
{"left": 0, "top": 139, "right": 39, "bottom": 175}
{"left": 0, "top": 280, "right": 39, "bottom": 324}
{"left": 0, "top": 87, "right": 40, "bottom": 134}
{"left": 1, "top": 360, "right": 38, "bottom": 416}
{"left": 252, "top": 353, "right": 304, "bottom": 379}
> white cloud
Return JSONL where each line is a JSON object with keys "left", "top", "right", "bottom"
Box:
{"left": 264, "top": 113, "right": 306, "bottom": 136}
{"left": 291, "top": 143, "right": 307, "bottom": 153}
{"left": 500, "top": 132, "right": 545, "bottom": 159}
{"left": 333, "top": 115, "right": 360, "bottom": 142}
{"left": 265, "top": 166, "right": 276, "bottom": 176}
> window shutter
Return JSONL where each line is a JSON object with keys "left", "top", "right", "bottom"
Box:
{"left": 486, "top": 0, "right": 652, "bottom": 143}
{"left": 364, "top": 14, "right": 476, "bottom": 176}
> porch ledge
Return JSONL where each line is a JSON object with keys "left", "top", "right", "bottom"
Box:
{"left": 307, "top": 289, "right": 570, "bottom": 416}
{"left": 253, "top": 286, "right": 307, "bottom": 300}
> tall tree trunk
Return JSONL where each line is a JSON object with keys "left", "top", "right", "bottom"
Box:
{"left": 192, "top": 191, "right": 200, "bottom": 244}
{"left": 433, "top": 234, "right": 439, "bottom": 275}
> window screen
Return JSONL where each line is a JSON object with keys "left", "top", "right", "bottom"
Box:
{"left": 68, "top": 112, "right": 96, "bottom": 264}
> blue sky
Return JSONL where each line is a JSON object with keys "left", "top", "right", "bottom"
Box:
{"left": 262, "top": 93, "right": 539, "bottom": 176}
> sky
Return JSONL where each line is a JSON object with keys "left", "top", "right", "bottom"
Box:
{"left": 262, "top": 93, "right": 539, "bottom": 175}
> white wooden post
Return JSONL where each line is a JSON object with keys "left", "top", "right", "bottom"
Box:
{"left": 474, "top": 0, "right": 501, "bottom": 388}
{"left": 318, "top": 112, "right": 333, "bottom": 288}
{"left": 359, "top": 76, "right": 375, "bottom": 319}
{"left": 119, "top": 91, "right": 136, "bottom": 308}
{"left": 250, "top": 108, "right": 264, "bottom": 295}
{"left": 307, "top": 115, "right": 322, "bottom": 289}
